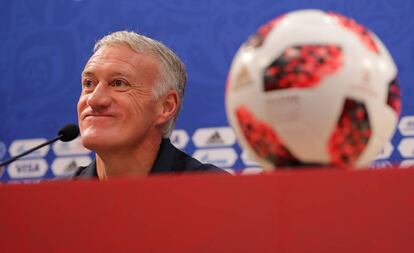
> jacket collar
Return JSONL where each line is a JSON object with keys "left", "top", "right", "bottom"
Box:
{"left": 151, "top": 138, "right": 176, "bottom": 174}
{"left": 78, "top": 138, "right": 175, "bottom": 178}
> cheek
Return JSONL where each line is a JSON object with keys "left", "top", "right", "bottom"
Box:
{"left": 126, "top": 92, "right": 156, "bottom": 115}
{"left": 77, "top": 93, "right": 88, "bottom": 108}
{"left": 77, "top": 95, "right": 88, "bottom": 121}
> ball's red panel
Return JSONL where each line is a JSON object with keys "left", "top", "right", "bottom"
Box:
{"left": 328, "top": 99, "right": 372, "bottom": 166}
{"left": 264, "top": 45, "right": 343, "bottom": 91}
{"left": 236, "top": 106, "right": 303, "bottom": 167}
{"left": 387, "top": 77, "right": 402, "bottom": 116}
{"left": 246, "top": 15, "right": 286, "bottom": 48}
{"left": 329, "top": 12, "right": 379, "bottom": 54}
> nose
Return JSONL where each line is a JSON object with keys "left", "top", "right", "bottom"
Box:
{"left": 87, "top": 82, "right": 112, "bottom": 110}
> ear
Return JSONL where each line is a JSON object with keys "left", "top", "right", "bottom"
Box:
{"left": 156, "top": 90, "right": 179, "bottom": 126}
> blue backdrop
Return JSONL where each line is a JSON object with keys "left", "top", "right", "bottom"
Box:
{"left": 1, "top": 0, "right": 413, "bottom": 182}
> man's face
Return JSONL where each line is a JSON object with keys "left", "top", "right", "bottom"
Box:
{"left": 77, "top": 44, "right": 163, "bottom": 152}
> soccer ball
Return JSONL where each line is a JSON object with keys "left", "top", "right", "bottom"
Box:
{"left": 225, "top": 9, "right": 401, "bottom": 170}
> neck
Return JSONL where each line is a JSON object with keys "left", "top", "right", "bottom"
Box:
{"left": 95, "top": 137, "right": 163, "bottom": 179}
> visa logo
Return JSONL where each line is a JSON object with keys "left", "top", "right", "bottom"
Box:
{"left": 8, "top": 159, "right": 48, "bottom": 178}
{"left": 17, "top": 163, "right": 40, "bottom": 173}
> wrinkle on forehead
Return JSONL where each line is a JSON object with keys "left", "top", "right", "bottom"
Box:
{"left": 82, "top": 45, "right": 161, "bottom": 83}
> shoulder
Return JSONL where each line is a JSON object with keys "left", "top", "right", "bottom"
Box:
{"left": 175, "top": 148, "right": 225, "bottom": 173}
{"left": 152, "top": 139, "right": 229, "bottom": 174}
{"left": 71, "top": 160, "right": 98, "bottom": 179}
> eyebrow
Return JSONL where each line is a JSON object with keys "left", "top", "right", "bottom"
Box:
{"left": 81, "top": 70, "right": 133, "bottom": 79}
{"left": 81, "top": 71, "right": 95, "bottom": 78}
{"left": 110, "top": 71, "right": 133, "bottom": 78}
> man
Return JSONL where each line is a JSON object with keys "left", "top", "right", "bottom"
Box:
{"left": 73, "top": 31, "right": 224, "bottom": 179}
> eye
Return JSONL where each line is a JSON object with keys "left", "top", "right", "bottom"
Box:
{"left": 82, "top": 78, "right": 96, "bottom": 91}
{"left": 113, "top": 79, "right": 126, "bottom": 87}
{"left": 110, "top": 79, "right": 130, "bottom": 90}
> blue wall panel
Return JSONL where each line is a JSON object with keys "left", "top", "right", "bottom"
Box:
{"left": 1, "top": 0, "right": 413, "bottom": 181}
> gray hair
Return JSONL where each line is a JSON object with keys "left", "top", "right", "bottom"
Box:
{"left": 93, "top": 30, "right": 187, "bottom": 137}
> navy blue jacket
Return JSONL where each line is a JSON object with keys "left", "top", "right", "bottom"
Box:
{"left": 72, "top": 138, "right": 225, "bottom": 178}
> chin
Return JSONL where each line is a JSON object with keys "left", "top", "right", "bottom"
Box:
{"left": 80, "top": 129, "right": 114, "bottom": 151}
{"left": 81, "top": 136, "right": 101, "bottom": 151}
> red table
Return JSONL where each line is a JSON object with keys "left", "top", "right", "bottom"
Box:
{"left": 0, "top": 168, "right": 413, "bottom": 252}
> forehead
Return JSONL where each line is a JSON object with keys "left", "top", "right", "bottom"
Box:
{"left": 83, "top": 44, "right": 160, "bottom": 78}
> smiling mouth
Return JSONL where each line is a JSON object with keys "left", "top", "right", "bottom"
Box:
{"left": 84, "top": 115, "right": 115, "bottom": 120}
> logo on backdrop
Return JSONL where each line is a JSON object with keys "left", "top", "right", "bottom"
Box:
{"left": 400, "top": 160, "right": 414, "bottom": 168}
{"left": 52, "top": 137, "right": 91, "bottom": 156}
{"left": 9, "top": 139, "right": 49, "bottom": 158}
{"left": 374, "top": 142, "right": 394, "bottom": 160}
{"left": 51, "top": 156, "right": 92, "bottom": 177}
{"left": 241, "top": 150, "right": 260, "bottom": 167}
{"left": 192, "top": 148, "right": 238, "bottom": 168}
{"left": 192, "top": 127, "right": 236, "bottom": 148}
{"left": 398, "top": 116, "right": 414, "bottom": 136}
{"left": 170, "top": 129, "right": 189, "bottom": 150}
{"left": 7, "top": 159, "right": 48, "bottom": 179}
{"left": 398, "top": 138, "right": 414, "bottom": 158}
{"left": 0, "top": 141, "right": 6, "bottom": 160}
{"left": 241, "top": 167, "right": 264, "bottom": 175}
{"left": 369, "top": 161, "right": 394, "bottom": 170}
